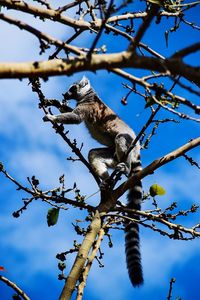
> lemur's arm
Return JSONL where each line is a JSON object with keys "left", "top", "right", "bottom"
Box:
{"left": 43, "top": 107, "right": 84, "bottom": 124}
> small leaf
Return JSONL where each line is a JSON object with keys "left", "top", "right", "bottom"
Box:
{"left": 47, "top": 208, "right": 60, "bottom": 227}
{"left": 149, "top": 184, "right": 166, "bottom": 197}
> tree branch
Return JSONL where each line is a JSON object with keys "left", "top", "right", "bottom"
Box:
{"left": 0, "top": 51, "right": 199, "bottom": 85}
{"left": 112, "top": 207, "right": 200, "bottom": 239}
{"left": 172, "top": 42, "right": 200, "bottom": 58}
{"left": 0, "top": 275, "right": 30, "bottom": 300}
{"left": 0, "top": 13, "right": 83, "bottom": 56}
{"left": 113, "top": 69, "right": 200, "bottom": 114}
{"left": 76, "top": 227, "right": 105, "bottom": 300}
{"left": 113, "top": 137, "right": 200, "bottom": 201}
{"left": 0, "top": 0, "right": 91, "bottom": 29}
{"left": 128, "top": 4, "right": 160, "bottom": 52}
{"left": 106, "top": 10, "right": 181, "bottom": 24}
{"left": 59, "top": 211, "right": 101, "bottom": 300}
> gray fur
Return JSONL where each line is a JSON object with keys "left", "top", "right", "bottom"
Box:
{"left": 43, "top": 76, "right": 143, "bottom": 286}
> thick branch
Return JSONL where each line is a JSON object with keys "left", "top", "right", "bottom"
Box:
{"left": 0, "top": 0, "right": 181, "bottom": 31}
{"left": 59, "top": 211, "right": 101, "bottom": 300}
{"left": 76, "top": 228, "right": 105, "bottom": 300}
{"left": 0, "top": 52, "right": 199, "bottom": 85}
{"left": 0, "top": 0, "right": 91, "bottom": 29}
{"left": 172, "top": 42, "right": 200, "bottom": 58}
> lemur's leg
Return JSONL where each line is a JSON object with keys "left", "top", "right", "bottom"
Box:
{"left": 114, "top": 133, "right": 134, "bottom": 175}
{"left": 88, "top": 147, "right": 117, "bottom": 180}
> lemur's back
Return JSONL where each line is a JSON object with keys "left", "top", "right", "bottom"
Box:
{"left": 76, "top": 93, "right": 136, "bottom": 147}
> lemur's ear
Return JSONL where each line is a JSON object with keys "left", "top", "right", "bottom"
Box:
{"left": 80, "top": 75, "right": 89, "bottom": 85}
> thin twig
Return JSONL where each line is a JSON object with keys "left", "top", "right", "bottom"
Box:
{"left": 87, "top": 0, "right": 114, "bottom": 58}
{"left": 167, "top": 278, "right": 176, "bottom": 300}
{"left": 113, "top": 137, "right": 200, "bottom": 201}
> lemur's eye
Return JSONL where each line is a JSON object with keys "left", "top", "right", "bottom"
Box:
{"left": 69, "top": 85, "right": 77, "bottom": 93}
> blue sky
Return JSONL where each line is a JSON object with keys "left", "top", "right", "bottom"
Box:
{"left": 0, "top": 1, "right": 200, "bottom": 299}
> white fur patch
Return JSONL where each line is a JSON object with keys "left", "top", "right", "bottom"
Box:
{"left": 80, "top": 82, "right": 91, "bottom": 95}
{"left": 79, "top": 76, "right": 91, "bottom": 96}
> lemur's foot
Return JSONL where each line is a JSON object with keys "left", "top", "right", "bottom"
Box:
{"left": 43, "top": 114, "right": 55, "bottom": 122}
{"left": 115, "top": 162, "right": 130, "bottom": 176}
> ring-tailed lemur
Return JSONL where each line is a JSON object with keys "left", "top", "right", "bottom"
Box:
{"left": 43, "top": 76, "right": 143, "bottom": 287}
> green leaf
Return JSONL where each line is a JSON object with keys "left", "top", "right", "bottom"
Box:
{"left": 149, "top": 184, "right": 166, "bottom": 197}
{"left": 47, "top": 208, "right": 60, "bottom": 227}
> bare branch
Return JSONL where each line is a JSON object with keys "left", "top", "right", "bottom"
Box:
{"left": 87, "top": 0, "right": 114, "bottom": 58}
{"left": 59, "top": 211, "right": 101, "bottom": 300}
{"left": 76, "top": 227, "right": 105, "bottom": 300}
{"left": 167, "top": 278, "right": 176, "bottom": 300}
{"left": 172, "top": 42, "right": 200, "bottom": 58}
{"left": 0, "top": 275, "right": 30, "bottom": 300}
{"left": 114, "top": 69, "right": 200, "bottom": 114}
{"left": 0, "top": 52, "right": 199, "bottom": 85}
{"left": 0, "top": 0, "right": 91, "bottom": 29}
{"left": 0, "top": 13, "right": 83, "bottom": 56}
{"left": 112, "top": 207, "right": 200, "bottom": 239}
{"left": 114, "top": 137, "right": 200, "bottom": 201}
{"left": 106, "top": 10, "right": 181, "bottom": 23}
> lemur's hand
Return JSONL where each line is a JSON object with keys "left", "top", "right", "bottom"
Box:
{"left": 43, "top": 114, "right": 55, "bottom": 122}
{"left": 115, "top": 162, "right": 130, "bottom": 177}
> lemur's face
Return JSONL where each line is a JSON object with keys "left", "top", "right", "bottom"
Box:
{"left": 64, "top": 76, "right": 91, "bottom": 101}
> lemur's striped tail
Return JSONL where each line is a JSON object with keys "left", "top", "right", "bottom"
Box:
{"left": 125, "top": 159, "right": 143, "bottom": 287}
